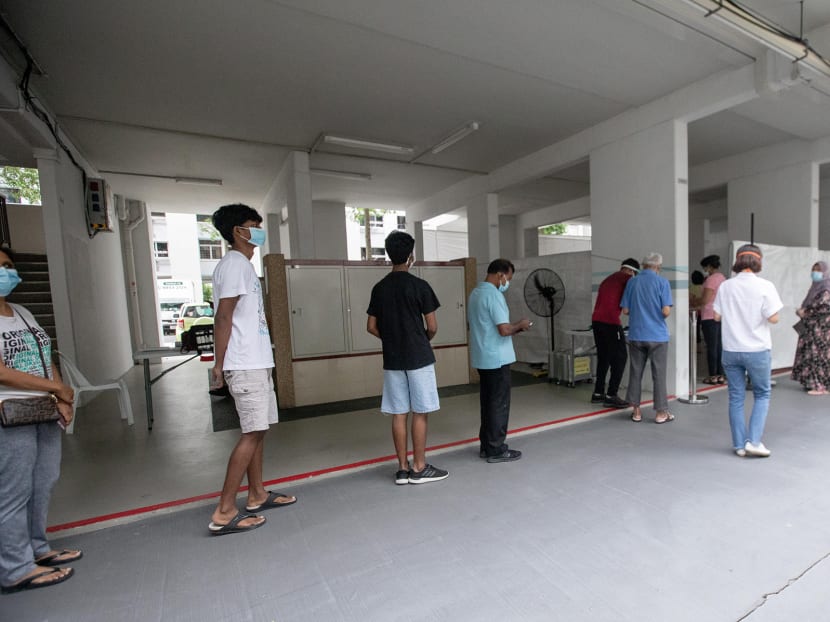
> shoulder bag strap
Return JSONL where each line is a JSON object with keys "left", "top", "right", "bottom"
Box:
{"left": 13, "top": 308, "right": 50, "bottom": 379}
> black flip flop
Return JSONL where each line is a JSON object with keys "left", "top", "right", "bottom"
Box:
{"left": 1, "top": 567, "right": 74, "bottom": 594}
{"left": 208, "top": 512, "right": 265, "bottom": 536}
{"left": 245, "top": 491, "right": 297, "bottom": 512}
{"left": 35, "top": 549, "right": 83, "bottom": 567}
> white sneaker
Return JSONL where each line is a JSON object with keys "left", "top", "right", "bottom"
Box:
{"left": 735, "top": 448, "right": 746, "bottom": 457}
{"left": 744, "top": 441, "right": 771, "bottom": 457}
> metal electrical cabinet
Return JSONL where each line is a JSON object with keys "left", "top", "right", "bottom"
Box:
{"left": 345, "top": 266, "right": 392, "bottom": 352}
{"left": 417, "top": 266, "right": 466, "bottom": 347}
{"left": 285, "top": 262, "right": 467, "bottom": 359}
{"left": 286, "top": 266, "right": 348, "bottom": 357}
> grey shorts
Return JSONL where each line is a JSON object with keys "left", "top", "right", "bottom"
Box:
{"left": 224, "top": 368, "right": 279, "bottom": 433}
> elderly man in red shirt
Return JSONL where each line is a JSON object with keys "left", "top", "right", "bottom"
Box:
{"left": 591, "top": 258, "right": 640, "bottom": 408}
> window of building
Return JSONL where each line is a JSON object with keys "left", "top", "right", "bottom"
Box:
{"left": 154, "top": 241, "right": 169, "bottom": 258}
{"left": 368, "top": 214, "right": 384, "bottom": 229}
{"left": 361, "top": 247, "right": 386, "bottom": 260}
{"left": 397, "top": 215, "right": 406, "bottom": 230}
{"left": 199, "top": 240, "right": 224, "bottom": 260}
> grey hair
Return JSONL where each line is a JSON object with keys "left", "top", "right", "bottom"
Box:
{"left": 642, "top": 252, "right": 663, "bottom": 269}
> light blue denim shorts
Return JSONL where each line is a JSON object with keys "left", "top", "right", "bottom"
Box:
{"left": 224, "top": 368, "right": 279, "bottom": 433}
{"left": 381, "top": 364, "right": 440, "bottom": 415}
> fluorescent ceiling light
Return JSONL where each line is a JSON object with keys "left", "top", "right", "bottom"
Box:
{"left": 321, "top": 134, "right": 414, "bottom": 155}
{"left": 674, "top": 0, "right": 830, "bottom": 80}
{"left": 311, "top": 168, "right": 372, "bottom": 182}
{"left": 174, "top": 176, "right": 223, "bottom": 186}
{"left": 431, "top": 121, "right": 480, "bottom": 154}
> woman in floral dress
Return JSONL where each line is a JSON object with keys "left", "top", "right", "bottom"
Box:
{"left": 792, "top": 261, "right": 830, "bottom": 395}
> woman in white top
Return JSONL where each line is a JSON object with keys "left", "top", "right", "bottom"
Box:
{"left": 0, "top": 248, "right": 78, "bottom": 593}
{"left": 713, "top": 244, "right": 783, "bottom": 458}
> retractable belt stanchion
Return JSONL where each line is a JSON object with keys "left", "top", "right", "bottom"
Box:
{"left": 679, "top": 309, "right": 709, "bottom": 405}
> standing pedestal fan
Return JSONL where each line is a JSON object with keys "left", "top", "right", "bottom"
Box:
{"left": 523, "top": 269, "right": 566, "bottom": 381}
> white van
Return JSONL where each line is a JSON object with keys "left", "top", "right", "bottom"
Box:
{"left": 158, "top": 280, "right": 196, "bottom": 335}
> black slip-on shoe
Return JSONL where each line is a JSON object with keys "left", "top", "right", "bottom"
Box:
{"left": 486, "top": 449, "right": 522, "bottom": 463}
{"left": 603, "top": 395, "right": 630, "bottom": 409}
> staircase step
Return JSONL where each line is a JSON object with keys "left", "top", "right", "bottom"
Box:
{"left": 12, "top": 281, "right": 50, "bottom": 293}
{"left": 8, "top": 292, "right": 52, "bottom": 304}
{"left": 12, "top": 253, "right": 48, "bottom": 263}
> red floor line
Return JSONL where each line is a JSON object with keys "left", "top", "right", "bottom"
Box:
{"left": 45, "top": 379, "right": 757, "bottom": 533}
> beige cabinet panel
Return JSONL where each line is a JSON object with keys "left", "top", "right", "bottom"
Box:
{"left": 417, "top": 266, "right": 467, "bottom": 346}
{"left": 287, "top": 266, "right": 347, "bottom": 357}
{"left": 346, "top": 266, "right": 391, "bottom": 352}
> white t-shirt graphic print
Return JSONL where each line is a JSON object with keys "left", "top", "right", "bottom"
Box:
{"left": 212, "top": 250, "right": 274, "bottom": 370}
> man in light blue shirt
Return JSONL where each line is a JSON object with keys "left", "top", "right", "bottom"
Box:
{"left": 620, "top": 252, "right": 673, "bottom": 424}
{"left": 468, "top": 259, "right": 531, "bottom": 462}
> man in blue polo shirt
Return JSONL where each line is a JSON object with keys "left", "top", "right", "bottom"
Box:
{"left": 468, "top": 259, "right": 531, "bottom": 462}
{"left": 620, "top": 252, "right": 674, "bottom": 424}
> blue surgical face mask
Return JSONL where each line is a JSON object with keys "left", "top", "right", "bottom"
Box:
{"left": 0, "top": 267, "right": 22, "bottom": 297}
{"left": 498, "top": 276, "right": 510, "bottom": 293}
{"left": 244, "top": 226, "right": 266, "bottom": 247}
{"left": 811, "top": 271, "right": 824, "bottom": 283}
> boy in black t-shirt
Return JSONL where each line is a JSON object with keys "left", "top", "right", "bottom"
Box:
{"left": 367, "top": 231, "right": 449, "bottom": 485}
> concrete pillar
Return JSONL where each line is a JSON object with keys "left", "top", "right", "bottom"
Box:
{"left": 727, "top": 161, "right": 819, "bottom": 247}
{"left": 523, "top": 227, "right": 540, "bottom": 258}
{"left": 499, "top": 215, "right": 518, "bottom": 260}
{"left": 311, "top": 200, "right": 347, "bottom": 259}
{"left": 590, "top": 119, "right": 689, "bottom": 397}
{"left": 466, "top": 193, "right": 499, "bottom": 265}
{"left": 287, "top": 152, "right": 314, "bottom": 258}
{"left": 34, "top": 150, "right": 77, "bottom": 363}
{"left": 413, "top": 221, "right": 425, "bottom": 261}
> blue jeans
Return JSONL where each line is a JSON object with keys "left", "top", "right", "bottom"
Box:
{"left": 0, "top": 421, "right": 62, "bottom": 587}
{"left": 722, "top": 350, "right": 772, "bottom": 449}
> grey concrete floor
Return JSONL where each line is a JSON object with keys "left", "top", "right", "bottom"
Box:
{"left": 2, "top": 358, "right": 828, "bottom": 621}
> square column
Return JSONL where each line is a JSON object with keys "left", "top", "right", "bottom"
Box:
{"left": 590, "top": 120, "right": 689, "bottom": 397}
{"left": 466, "top": 193, "right": 500, "bottom": 265}
{"left": 727, "top": 162, "right": 819, "bottom": 248}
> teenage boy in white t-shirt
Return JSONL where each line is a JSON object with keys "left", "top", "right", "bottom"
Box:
{"left": 208, "top": 204, "right": 296, "bottom": 535}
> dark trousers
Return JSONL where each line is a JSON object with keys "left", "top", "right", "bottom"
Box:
{"left": 701, "top": 319, "right": 724, "bottom": 377}
{"left": 478, "top": 365, "right": 512, "bottom": 457}
{"left": 592, "top": 322, "right": 627, "bottom": 396}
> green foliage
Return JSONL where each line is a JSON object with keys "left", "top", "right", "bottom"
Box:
{"left": 202, "top": 282, "right": 213, "bottom": 303}
{"left": 539, "top": 223, "right": 567, "bottom": 235}
{"left": 0, "top": 166, "right": 41, "bottom": 204}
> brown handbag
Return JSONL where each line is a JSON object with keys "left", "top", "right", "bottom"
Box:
{"left": 0, "top": 394, "right": 59, "bottom": 427}
{"left": 0, "top": 310, "right": 60, "bottom": 428}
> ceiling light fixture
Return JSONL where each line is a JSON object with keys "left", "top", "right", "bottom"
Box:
{"left": 430, "top": 121, "right": 481, "bottom": 155}
{"left": 174, "top": 176, "right": 223, "bottom": 186}
{"left": 320, "top": 134, "right": 415, "bottom": 155}
{"left": 310, "top": 168, "right": 373, "bottom": 182}
{"left": 674, "top": 0, "right": 830, "bottom": 80}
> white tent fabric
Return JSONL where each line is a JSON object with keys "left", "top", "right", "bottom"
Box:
{"left": 729, "top": 241, "right": 829, "bottom": 370}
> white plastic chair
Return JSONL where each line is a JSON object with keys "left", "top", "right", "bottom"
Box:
{"left": 55, "top": 351, "right": 134, "bottom": 434}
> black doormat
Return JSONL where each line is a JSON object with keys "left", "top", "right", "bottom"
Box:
{"left": 210, "top": 370, "right": 547, "bottom": 432}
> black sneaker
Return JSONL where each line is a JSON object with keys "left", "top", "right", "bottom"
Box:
{"left": 591, "top": 393, "right": 605, "bottom": 404}
{"left": 479, "top": 449, "right": 487, "bottom": 459}
{"left": 395, "top": 469, "right": 410, "bottom": 485}
{"left": 486, "top": 449, "right": 522, "bottom": 463}
{"left": 408, "top": 464, "right": 449, "bottom": 484}
{"left": 603, "top": 395, "right": 630, "bottom": 409}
